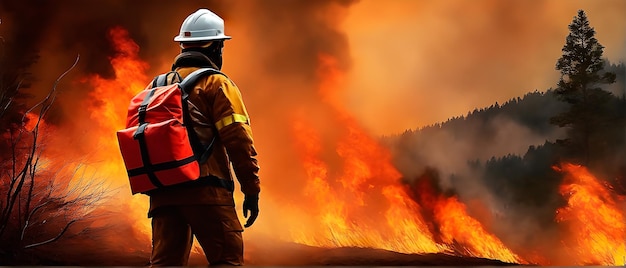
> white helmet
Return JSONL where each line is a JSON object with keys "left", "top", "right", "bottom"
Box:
{"left": 174, "top": 9, "right": 231, "bottom": 42}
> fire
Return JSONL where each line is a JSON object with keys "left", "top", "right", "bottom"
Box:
{"left": 26, "top": 25, "right": 626, "bottom": 266}
{"left": 285, "top": 54, "right": 443, "bottom": 253}
{"left": 85, "top": 26, "right": 150, "bottom": 161}
{"left": 75, "top": 26, "right": 152, "bottom": 239}
{"left": 381, "top": 185, "right": 446, "bottom": 253}
{"left": 285, "top": 53, "right": 526, "bottom": 262}
{"left": 433, "top": 196, "right": 523, "bottom": 263}
{"left": 289, "top": 116, "right": 443, "bottom": 253}
{"left": 555, "top": 162, "right": 626, "bottom": 265}
{"left": 411, "top": 172, "right": 524, "bottom": 263}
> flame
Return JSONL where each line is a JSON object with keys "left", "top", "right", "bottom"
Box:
{"left": 411, "top": 172, "right": 524, "bottom": 263}
{"left": 284, "top": 53, "right": 526, "bottom": 262}
{"left": 289, "top": 116, "right": 443, "bottom": 253}
{"left": 284, "top": 54, "right": 443, "bottom": 253}
{"left": 69, "top": 26, "right": 152, "bottom": 239}
{"left": 555, "top": 162, "right": 626, "bottom": 265}
{"left": 433, "top": 195, "right": 523, "bottom": 263}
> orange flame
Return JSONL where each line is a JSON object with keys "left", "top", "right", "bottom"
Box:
{"left": 283, "top": 53, "right": 528, "bottom": 262}
{"left": 433, "top": 195, "right": 523, "bottom": 263}
{"left": 289, "top": 116, "right": 443, "bottom": 253}
{"left": 555, "top": 162, "right": 626, "bottom": 265}
{"left": 411, "top": 173, "right": 524, "bottom": 263}
{"left": 73, "top": 26, "right": 152, "bottom": 240}
{"left": 85, "top": 26, "right": 150, "bottom": 159}
{"left": 282, "top": 54, "right": 444, "bottom": 253}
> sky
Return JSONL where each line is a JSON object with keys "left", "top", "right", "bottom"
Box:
{"left": 341, "top": 0, "right": 626, "bottom": 135}
{"left": 1, "top": 0, "right": 625, "bottom": 136}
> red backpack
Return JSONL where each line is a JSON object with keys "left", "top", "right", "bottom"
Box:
{"left": 117, "top": 68, "right": 221, "bottom": 194}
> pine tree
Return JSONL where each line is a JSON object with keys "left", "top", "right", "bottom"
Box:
{"left": 550, "top": 9, "right": 616, "bottom": 165}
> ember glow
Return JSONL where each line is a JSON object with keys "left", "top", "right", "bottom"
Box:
{"left": 555, "top": 163, "right": 626, "bottom": 265}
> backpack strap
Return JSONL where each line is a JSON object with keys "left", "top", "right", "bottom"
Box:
{"left": 179, "top": 68, "right": 225, "bottom": 95}
{"left": 179, "top": 68, "right": 226, "bottom": 164}
{"left": 151, "top": 71, "right": 182, "bottom": 88}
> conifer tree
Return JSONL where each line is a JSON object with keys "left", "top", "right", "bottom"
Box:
{"left": 550, "top": 9, "right": 616, "bottom": 164}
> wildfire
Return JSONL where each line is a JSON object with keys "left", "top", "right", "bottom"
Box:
{"left": 26, "top": 24, "right": 626, "bottom": 266}
{"left": 284, "top": 54, "right": 443, "bottom": 253}
{"left": 555, "top": 162, "right": 626, "bottom": 265}
{"left": 285, "top": 52, "right": 528, "bottom": 263}
{"left": 289, "top": 116, "right": 443, "bottom": 253}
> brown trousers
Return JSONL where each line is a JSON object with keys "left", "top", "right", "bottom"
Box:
{"left": 150, "top": 205, "right": 244, "bottom": 266}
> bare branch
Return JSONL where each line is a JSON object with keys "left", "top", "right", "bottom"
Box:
{"left": 24, "top": 144, "right": 39, "bottom": 227}
{"left": 0, "top": 55, "right": 80, "bottom": 241}
{"left": 23, "top": 219, "right": 78, "bottom": 249}
{"left": 23, "top": 54, "right": 79, "bottom": 121}
{"left": 0, "top": 79, "right": 22, "bottom": 119}
{"left": 20, "top": 200, "right": 51, "bottom": 241}
{"left": 0, "top": 153, "right": 31, "bottom": 235}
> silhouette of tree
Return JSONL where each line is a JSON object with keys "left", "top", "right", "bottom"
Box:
{"left": 549, "top": 9, "right": 616, "bottom": 165}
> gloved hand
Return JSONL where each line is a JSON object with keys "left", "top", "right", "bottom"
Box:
{"left": 243, "top": 195, "right": 259, "bottom": 228}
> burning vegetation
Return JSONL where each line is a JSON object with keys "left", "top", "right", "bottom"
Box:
{"left": 1, "top": 0, "right": 626, "bottom": 266}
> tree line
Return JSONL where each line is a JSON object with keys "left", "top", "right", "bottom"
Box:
{"left": 387, "top": 9, "right": 625, "bottom": 222}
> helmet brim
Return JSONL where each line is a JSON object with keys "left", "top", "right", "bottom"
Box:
{"left": 174, "top": 35, "right": 232, "bottom": 42}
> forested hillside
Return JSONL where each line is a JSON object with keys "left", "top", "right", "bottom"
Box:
{"left": 383, "top": 58, "right": 625, "bottom": 258}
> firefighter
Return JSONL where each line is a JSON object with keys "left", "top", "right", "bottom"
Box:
{"left": 147, "top": 8, "right": 260, "bottom": 266}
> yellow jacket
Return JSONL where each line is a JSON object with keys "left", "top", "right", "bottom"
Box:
{"left": 148, "top": 54, "right": 260, "bottom": 216}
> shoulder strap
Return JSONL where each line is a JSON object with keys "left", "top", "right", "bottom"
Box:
{"left": 151, "top": 71, "right": 182, "bottom": 88}
{"left": 179, "top": 68, "right": 225, "bottom": 93}
{"left": 179, "top": 68, "right": 225, "bottom": 164}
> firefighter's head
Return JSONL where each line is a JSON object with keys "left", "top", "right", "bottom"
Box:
{"left": 174, "top": 9, "right": 231, "bottom": 70}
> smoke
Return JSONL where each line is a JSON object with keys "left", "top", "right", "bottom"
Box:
{"left": 341, "top": 0, "right": 626, "bottom": 135}
{"left": 217, "top": 0, "right": 361, "bottom": 252}
{"left": 391, "top": 112, "right": 565, "bottom": 183}
{"left": 2, "top": 0, "right": 626, "bottom": 265}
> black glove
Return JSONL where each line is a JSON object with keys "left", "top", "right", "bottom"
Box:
{"left": 243, "top": 195, "right": 259, "bottom": 228}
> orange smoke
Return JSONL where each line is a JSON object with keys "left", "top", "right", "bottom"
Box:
{"left": 342, "top": 0, "right": 626, "bottom": 135}
{"left": 555, "top": 163, "right": 626, "bottom": 265}
{"left": 39, "top": 26, "right": 154, "bottom": 243}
